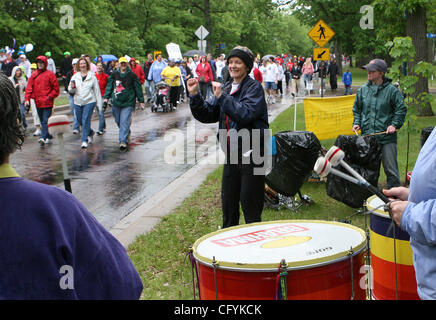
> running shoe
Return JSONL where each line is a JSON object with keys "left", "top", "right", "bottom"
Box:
{"left": 119, "top": 142, "right": 127, "bottom": 150}
{"left": 81, "top": 141, "right": 88, "bottom": 149}
{"left": 33, "top": 129, "right": 41, "bottom": 136}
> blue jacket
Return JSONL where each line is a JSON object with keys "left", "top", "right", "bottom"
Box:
{"left": 147, "top": 60, "right": 167, "bottom": 83}
{"left": 401, "top": 128, "right": 436, "bottom": 300}
{"left": 0, "top": 164, "right": 143, "bottom": 299}
{"left": 342, "top": 72, "right": 352, "bottom": 86}
{"left": 189, "top": 75, "right": 269, "bottom": 160}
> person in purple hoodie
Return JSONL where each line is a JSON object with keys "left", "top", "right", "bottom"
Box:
{"left": 0, "top": 72, "right": 143, "bottom": 299}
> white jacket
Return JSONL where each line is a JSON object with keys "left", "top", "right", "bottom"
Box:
{"left": 68, "top": 72, "right": 103, "bottom": 111}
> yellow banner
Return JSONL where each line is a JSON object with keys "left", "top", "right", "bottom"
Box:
{"left": 304, "top": 95, "right": 356, "bottom": 141}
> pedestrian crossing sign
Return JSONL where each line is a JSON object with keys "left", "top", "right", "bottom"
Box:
{"left": 308, "top": 20, "right": 335, "bottom": 47}
{"left": 313, "top": 48, "right": 330, "bottom": 61}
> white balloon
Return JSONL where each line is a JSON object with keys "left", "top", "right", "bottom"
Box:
{"left": 25, "top": 43, "right": 34, "bottom": 52}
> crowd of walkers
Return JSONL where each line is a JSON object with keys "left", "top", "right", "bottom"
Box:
{"left": 1, "top": 48, "right": 353, "bottom": 152}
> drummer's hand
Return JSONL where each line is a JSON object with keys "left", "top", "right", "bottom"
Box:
{"left": 386, "top": 125, "right": 397, "bottom": 134}
{"left": 389, "top": 200, "right": 409, "bottom": 227}
{"left": 212, "top": 81, "right": 222, "bottom": 99}
{"left": 187, "top": 78, "right": 199, "bottom": 96}
{"left": 352, "top": 124, "right": 360, "bottom": 133}
{"left": 383, "top": 187, "right": 409, "bottom": 201}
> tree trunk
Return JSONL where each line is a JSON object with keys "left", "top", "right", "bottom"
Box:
{"left": 204, "top": 0, "right": 212, "bottom": 54}
{"left": 333, "top": 39, "right": 342, "bottom": 75}
{"left": 406, "top": 5, "right": 434, "bottom": 116}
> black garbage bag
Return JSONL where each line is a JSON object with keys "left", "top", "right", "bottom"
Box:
{"left": 266, "top": 131, "right": 321, "bottom": 197}
{"left": 326, "top": 135, "right": 382, "bottom": 208}
{"left": 421, "top": 126, "right": 434, "bottom": 148}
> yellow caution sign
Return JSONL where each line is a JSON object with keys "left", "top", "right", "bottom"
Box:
{"left": 313, "top": 48, "right": 330, "bottom": 61}
{"left": 308, "top": 20, "right": 335, "bottom": 47}
{"left": 153, "top": 51, "right": 162, "bottom": 60}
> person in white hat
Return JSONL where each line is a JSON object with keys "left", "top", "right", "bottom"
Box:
{"left": 18, "top": 54, "right": 32, "bottom": 79}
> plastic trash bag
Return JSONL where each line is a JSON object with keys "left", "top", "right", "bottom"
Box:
{"left": 265, "top": 131, "right": 321, "bottom": 197}
{"left": 421, "top": 126, "right": 434, "bottom": 147}
{"left": 326, "top": 135, "right": 382, "bottom": 208}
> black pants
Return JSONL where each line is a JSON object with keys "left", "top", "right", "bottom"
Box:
{"left": 277, "top": 80, "right": 283, "bottom": 94}
{"left": 221, "top": 163, "right": 265, "bottom": 228}
{"left": 199, "top": 82, "right": 209, "bottom": 100}
{"left": 169, "top": 86, "right": 178, "bottom": 108}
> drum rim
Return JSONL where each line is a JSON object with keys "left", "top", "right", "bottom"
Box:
{"left": 365, "top": 195, "right": 389, "bottom": 218}
{"left": 192, "top": 220, "right": 366, "bottom": 272}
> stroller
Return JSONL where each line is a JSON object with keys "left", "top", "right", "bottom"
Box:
{"left": 151, "top": 81, "right": 172, "bottom": 112}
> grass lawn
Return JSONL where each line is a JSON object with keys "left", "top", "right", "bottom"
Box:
{"left": 127, "top": 101, "right": 436, "bottom": 300}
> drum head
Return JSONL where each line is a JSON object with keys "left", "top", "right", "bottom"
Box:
{"left": 193, "top": 220, "right": 366, "bottom": 271}
{"left": 366, "top": 195, "right": 389, "bottom": 218}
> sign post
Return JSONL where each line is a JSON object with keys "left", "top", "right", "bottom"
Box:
{"left": 308, "top": 20, "right": 335, "bottom": 98}
{"left": 195, "top": 25, "right": 209, "bottom": 53}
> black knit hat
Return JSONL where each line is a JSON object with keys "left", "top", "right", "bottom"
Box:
{"left": 227, "top": 47, "right": 254, "bottom": 72}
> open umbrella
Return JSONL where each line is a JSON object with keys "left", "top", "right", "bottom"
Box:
{"left": 262, "top": 54, "right": 276, "bottom": 61}
{"left": 183, "top": 49, "right": 206, "bottom": 57}
{"left": 94, "top": 54, "right": 118, "bottom": 63}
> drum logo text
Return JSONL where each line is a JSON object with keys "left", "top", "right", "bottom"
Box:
{"left": 211, "top": 225, "right": 308, "bottom": 247}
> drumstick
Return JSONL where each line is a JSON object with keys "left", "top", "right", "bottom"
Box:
{"left": 364, "top": 129, "right": 398, "bottom": 137}
{"left": 314, "top": 157, "right": 390, "bottom": 204}
{"left": 324, "top": 147, "right": 390, "bottom": 203}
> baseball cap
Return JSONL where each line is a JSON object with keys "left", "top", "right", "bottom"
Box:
{"left": 193, "top": 54, "right": 198, "bottom": 58}
{"left": 118, "top": 57, "right": 128, "bottom": 64}
{"left": 72, "top": 58, "right": 79, "bottom": 65}
{"left": 45, "top": 51, "right": 51, "bottom": 57}
{"left": 362, "top": 59, "right": 388, "bottom": 73}
{"left": 64, "top": 51, "right": 71, "bottom": 56}
{"left": 31, "top": 63, "right": 37, "bottom": 69}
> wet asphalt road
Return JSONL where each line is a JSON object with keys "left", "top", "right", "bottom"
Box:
{"left": 11, "top": 97, "right": 288, "bottom": 230}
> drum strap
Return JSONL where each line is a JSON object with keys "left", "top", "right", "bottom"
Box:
{"left": 275, "top": 259, "right": 288, "bottom": 300}
{"left": 392, "top": 220, "right": 399, "bottom": 300}
{"left": 186, "top": 249, "right": 201, "bottom": 300}
{"left": 348, "top": 247, "right": 355, "bottom": 300}
{"left": 212, "top": 256, "right": 219, "bottom": 300}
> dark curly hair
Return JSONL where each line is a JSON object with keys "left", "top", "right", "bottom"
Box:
{"left": 0, "top": 72, "right": 25, "bottom": 164}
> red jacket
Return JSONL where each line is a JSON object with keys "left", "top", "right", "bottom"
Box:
{"left": 252, "top": 67, "right": 263, "bottom": 83}
{"left": 196, "top": 60, "right": 213, "bottom": 83}
{"left": 95, "top": 72, "right": 109, "bottom": 97}
{"left": 129, "top": 58, "right": 145, "bottom": 84}
{"left": 25, "top": 56, "right": 59, "bottom": 109}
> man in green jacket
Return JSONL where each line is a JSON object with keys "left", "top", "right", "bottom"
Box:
{"left": 352, "top": 59, "right": 407, "bottom": 189}
{"left": 104, "top": 57, "right": 144, "bottom": 150}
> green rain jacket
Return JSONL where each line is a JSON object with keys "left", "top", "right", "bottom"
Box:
{"left": 104, "top": 67, "right": 144, "bottom": 108}
{"left": 352, "top": 77, "right": 407, "bottom": 145}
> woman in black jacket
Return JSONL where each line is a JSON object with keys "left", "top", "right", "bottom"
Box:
{"left": 187, "top": 46, "right": 269, "bottom": 228}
